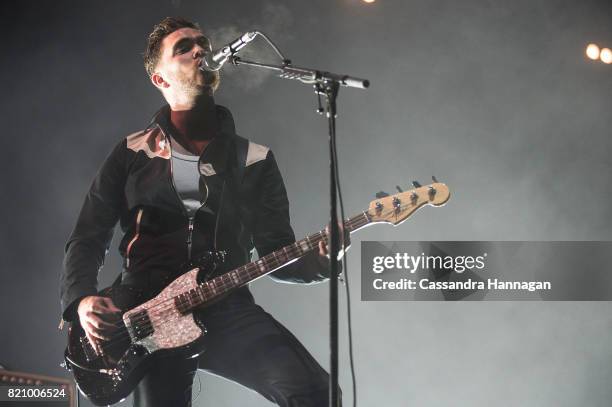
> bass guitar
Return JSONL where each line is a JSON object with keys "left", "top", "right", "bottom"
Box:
{"left": 63, "top": 181, "right": 450, "bottom": 405}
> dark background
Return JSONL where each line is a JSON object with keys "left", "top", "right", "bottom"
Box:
{"left": 1, "top": 0, "right": 612, "bottom": 405}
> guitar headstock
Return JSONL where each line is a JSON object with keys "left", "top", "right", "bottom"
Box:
{"left": 367, "top": 181, "right": 450, "bottom": 225}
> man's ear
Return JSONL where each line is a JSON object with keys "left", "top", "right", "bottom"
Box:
{"left": 151, "top": 72, "right": 169, "bottom": 89}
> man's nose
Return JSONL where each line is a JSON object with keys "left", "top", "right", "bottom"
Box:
{"left": 193, "top": 48, "right": 205, "bottom": 59}
{"left": 193, "top": 43, "right": 210, "bottom": 60}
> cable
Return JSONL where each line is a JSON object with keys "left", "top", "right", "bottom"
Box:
{"left": 253, "top": 31, "right": 288, "bottom": 63}
{"left": 330, "top": 112, "right": 358, "bottom": 407}
{"left": 191, "top": 370, "right": 203, "bottom": 404}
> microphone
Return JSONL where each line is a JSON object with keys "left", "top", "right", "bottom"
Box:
{"left": 200, "top": 31, "right": 258, "bottom": 72}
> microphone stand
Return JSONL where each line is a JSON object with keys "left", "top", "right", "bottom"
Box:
{"left": 228, "top": 53, "right": 369, "bottom": 407}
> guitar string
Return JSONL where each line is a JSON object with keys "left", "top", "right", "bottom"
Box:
{"left": 90, "top": 213, "right": 371, "bottom": 354}
{"left": 91, "top": 203, "right": 414, "bottom": 355}
{"left": 91, "top": 204, "right": 410, "bottom": 355}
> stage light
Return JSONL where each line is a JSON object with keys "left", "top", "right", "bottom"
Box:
{"left": 600, "top": 48, "right": 612, "bottom": 64}
{"left": 586, "top": 43, "right": 600, "bottom": 60}
{"left": 362, "top": 0, "right": 375, "bottom": 3}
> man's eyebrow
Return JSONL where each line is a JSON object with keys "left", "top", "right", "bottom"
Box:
{"left": 196, "top": 36, "right": 211, "bottom": 47}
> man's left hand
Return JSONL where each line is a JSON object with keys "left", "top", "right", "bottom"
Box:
{"left": 318, "top": 222, "right": 351, "bottom": 260}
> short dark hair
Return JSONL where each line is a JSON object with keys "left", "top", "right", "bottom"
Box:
{"left": 144, "top": 17, "right": 200, "bottom": 77}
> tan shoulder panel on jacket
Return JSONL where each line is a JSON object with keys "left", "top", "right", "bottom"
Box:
{"left": 246, "top": 141, "right": 270, "bottom": 167}
{"left": 126, "top": 128, "right": 171, "bottom": 159}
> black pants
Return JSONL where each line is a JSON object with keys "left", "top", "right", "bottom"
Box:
{"left": 131, "top": 291, "right": 336, "bottom": 407}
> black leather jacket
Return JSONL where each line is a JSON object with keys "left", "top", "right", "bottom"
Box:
{"left": 60, "top": 105, "right": 328, "bottom": 321}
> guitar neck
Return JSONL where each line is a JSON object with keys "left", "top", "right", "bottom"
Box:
{"left": 175, "top": 211, "right": 372, "bottom": 314}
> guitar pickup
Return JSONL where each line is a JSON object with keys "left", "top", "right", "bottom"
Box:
{"left": 127, "top": 310, "right": 154, "bottom": 341}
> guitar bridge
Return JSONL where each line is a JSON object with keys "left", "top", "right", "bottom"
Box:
{"left": 80, "top": 336, "right": 98, "bottom": 362}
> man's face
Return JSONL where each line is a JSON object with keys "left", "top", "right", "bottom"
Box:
{"left": 154, "top": 27, "right": 220, "bottom": 97}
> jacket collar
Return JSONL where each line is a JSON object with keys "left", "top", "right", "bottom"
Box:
{"left": 147, "top": 104, "right": 238, "bottom": 176}
{"left": 147, "top": 104, "right": 237, "bottom": 138}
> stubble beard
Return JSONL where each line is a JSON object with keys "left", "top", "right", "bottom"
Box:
{"left": 177, "top": 69, "right": 220, "bottom": 101}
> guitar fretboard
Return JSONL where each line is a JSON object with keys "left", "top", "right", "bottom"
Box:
{"left": 174, "top": 211, "right": 371, "bottom": 314}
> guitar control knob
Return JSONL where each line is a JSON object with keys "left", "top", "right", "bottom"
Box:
{"left": 375, "top": 191, "right": 389, "bottom": 198}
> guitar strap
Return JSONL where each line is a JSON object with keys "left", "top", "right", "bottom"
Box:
{"left": 233, "top": 134, "right": 249, "bottom": 192}
{"left": 224, "top": 134, "right": 254, "bottom": 245}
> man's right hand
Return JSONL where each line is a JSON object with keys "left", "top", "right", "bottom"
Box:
{"left": 77, "top": 296, "right": 122, "bottom": 356}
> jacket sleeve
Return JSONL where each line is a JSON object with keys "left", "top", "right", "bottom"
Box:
{"left": 60, "top": 138, "right": 129, "bottom": 321}
{"left": 251, "top": 150, "right": 330, "bottom": 284}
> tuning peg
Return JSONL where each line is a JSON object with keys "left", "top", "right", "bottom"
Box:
{"left": 412, "top": 181, "right": 422, "bottom": 188}
{"left": 395, "top": 185, "right": 403, "bottom": 193}
{"left": 375, "top": 191, "right": 390, "bottom": 198}
{"left": 432, "top": 175, "right": 438, "bottom": 183}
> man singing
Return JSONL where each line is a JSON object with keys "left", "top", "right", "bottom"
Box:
{"left": 60, "top": 16, "right": 343, "bottom": 406}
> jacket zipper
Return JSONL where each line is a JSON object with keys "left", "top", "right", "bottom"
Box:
{"left": 125, "top": 208, "right": 144, "bottom": 268}
{"left": 189, "top": 180, "right": 210, "bottom": 260}
{"left": 187, "top": 217, "right": 195, "bottom": 260}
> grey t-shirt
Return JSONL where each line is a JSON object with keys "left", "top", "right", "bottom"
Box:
{"left": 170, "top": 137, "right": 212, "bottom": 218}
